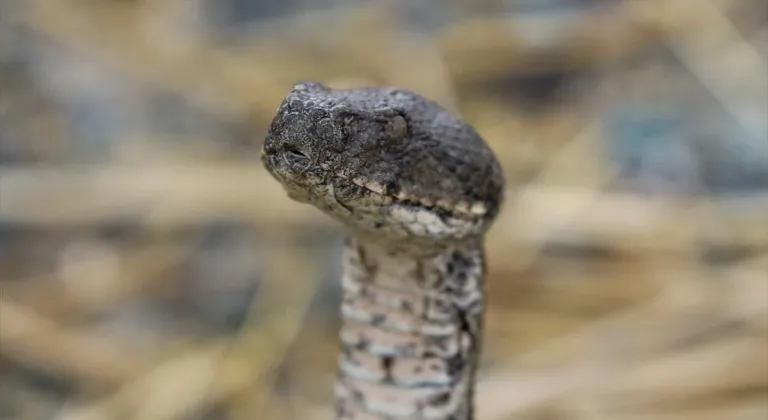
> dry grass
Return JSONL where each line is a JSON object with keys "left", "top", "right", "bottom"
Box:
{"left": 0, "top": 1, "right": 766, "bottom": 419}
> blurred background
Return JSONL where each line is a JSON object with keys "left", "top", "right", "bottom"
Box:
{"left": 0, "top": 0, "right": 766, "bottom": 419}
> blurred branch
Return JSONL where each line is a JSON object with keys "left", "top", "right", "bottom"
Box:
{"left": 476, "top": 252, "right": 768, "bottom": 419}
{"left": 55, "top": 342, "right": 243, "bottom": 420}
{"left": 663, "top": 0, "right": 768, "bottom": 133}
{"left": 0, "top": 164, "right": 326, "bottom": 227}
{"left": 3, "top": 241, "right": 191, "bottom": 321}
{"left": 19, "top": 0, "right": 284, "bottom": 118}
{"left": 438, "top": 0, "right": 758, "bottom": 85}
{"left": 513, "top": 253, "right": 768, "bottom": 368}
{"left": 606, "top": 333, "right": 768, "bottom": 408}
{"left": 225, "top": 242, "right": 322, "bottom": 419}
{"left": 0, "top": 297, "right": 143, "bottom": 389}
{"left": 54, "top": 242, "right": 321, "bottom": 420}
{"left": 439, "top": 1, "right": 671, "bottom": 84}
{"left": 604, "top": 399, "right": 768, "bottom": 420}
{"left": 489, "top": 120, "right": 615, "bottom": 269}
{"left": 19, "top": 0, "right": 457, "bottom": 119}
{"left": 1, "top": 165, "right": 766, "bottom": 253}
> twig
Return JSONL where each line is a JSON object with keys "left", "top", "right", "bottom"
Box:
{"left": 2, "top": 165, "right": 765, "bottom": 250}
{"left": 0, "top": 297, "right": 143, "bottom": 389}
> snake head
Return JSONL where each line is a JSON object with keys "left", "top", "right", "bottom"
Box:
{"left": 262, "top": 82, "right": 505, "bottom": 253}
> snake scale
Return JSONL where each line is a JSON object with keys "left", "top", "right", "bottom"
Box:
{"left": 261, "top": 82, "right": 505, "bottom": 419}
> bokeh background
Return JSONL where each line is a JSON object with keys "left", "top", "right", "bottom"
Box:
{"left": 1, "top": 1, "right": 766, "bottom": 419}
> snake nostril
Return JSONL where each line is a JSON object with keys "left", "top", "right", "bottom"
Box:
{"left": 287, "top": 148, "right": 309, "bottom": 160}
{"left": 281, "top": 145, "right": 311, "bottom": 170}
{"left": 283, "top": 144, "right": 309, "bottom": 160}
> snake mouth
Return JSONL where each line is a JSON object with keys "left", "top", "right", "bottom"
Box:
{"left": 327, "top": 173, "right": 489, "bottom": 243}
{"left": 264, "top": 155, "right": 491, "bottom": 225}
{"left": 338, "top": 173, "right": 489, "bottom": 220}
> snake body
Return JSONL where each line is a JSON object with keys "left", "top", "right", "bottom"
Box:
{"left": 261, "top": 82, "right": 505, "bottom": 419}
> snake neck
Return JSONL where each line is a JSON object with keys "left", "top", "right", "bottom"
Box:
{"left": 335, "top": 236, "right": 485, "bottom": 420}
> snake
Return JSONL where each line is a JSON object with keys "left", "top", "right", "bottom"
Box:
{"left": 261, "top": 81, "right": 505, "bottom": 419}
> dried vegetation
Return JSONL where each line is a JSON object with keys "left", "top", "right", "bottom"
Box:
{"left": 0, "top": 1, "right": 766, "bottom": 419}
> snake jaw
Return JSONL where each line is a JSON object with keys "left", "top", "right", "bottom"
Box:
{"left": 345, "top": 173, "right": 489, "bottom": 219}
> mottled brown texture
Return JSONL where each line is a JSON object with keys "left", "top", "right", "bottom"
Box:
{"left": 335, "top": 239, "right": 484, "bottom": 419}
{"left": 261, "top": 82, "right": 505, "bottom": 419}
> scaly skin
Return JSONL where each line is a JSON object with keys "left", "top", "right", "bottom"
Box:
{"left": 261, "top": 82, "right": 505, "bottom": 419}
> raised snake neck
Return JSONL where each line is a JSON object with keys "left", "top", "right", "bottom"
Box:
{"left": 334, "top": 236, "right": 485, "bottom": 419}
{"left": 260, "top": 82, "right": 504, "bottom": 420}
